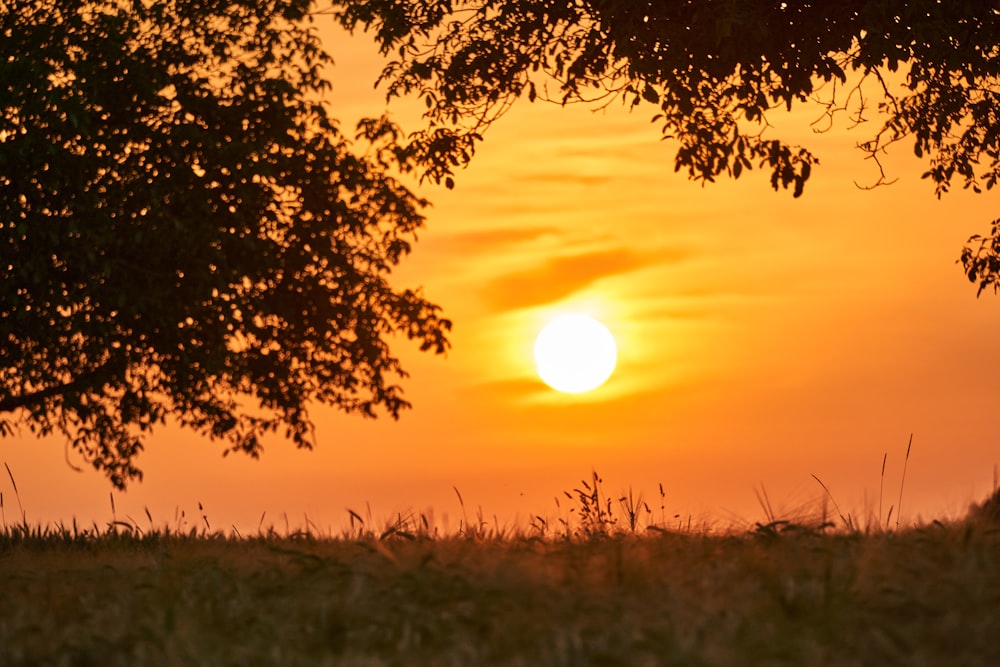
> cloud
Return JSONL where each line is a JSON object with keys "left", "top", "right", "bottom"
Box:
{"left": 443, "top": 226, "right": 559, "bottom": 251}
{"left": 462, "top": 377, "right": 548, "bottom": 404}
{"left": 514, "top": 171, "right": 613, "bottom": 187}
{"left": 483, "top": 247, "right": 685, "bottom": 310}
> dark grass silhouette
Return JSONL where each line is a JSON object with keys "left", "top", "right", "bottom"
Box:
{"left": 1, "top": 468, "right": 999, "bottom": 666}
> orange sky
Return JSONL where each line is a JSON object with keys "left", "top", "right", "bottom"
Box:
{"left": 4, "top": 23, "right": 999, "bottom": 534}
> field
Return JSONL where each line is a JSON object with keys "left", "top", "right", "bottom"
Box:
{"left": 2, "top": 475, "right": 1000, "bottom": 667}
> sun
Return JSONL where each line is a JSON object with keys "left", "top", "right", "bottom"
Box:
{"left": 534, "top": 314, "right": 617, "bottom": 394}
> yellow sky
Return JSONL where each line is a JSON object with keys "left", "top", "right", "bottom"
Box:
{"left": 5, "top": 24, "right": 999, "bottom": 533}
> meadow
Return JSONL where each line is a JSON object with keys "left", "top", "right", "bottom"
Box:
{"left": 2, "top": 472, "right": 999, "bottom": 666}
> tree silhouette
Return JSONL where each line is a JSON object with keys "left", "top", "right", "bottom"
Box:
{"left": 335, "top": 0, "right": 1000, "bottom": 289}
{"left": 0, "top": 0, "right": 450, "bottom": 487}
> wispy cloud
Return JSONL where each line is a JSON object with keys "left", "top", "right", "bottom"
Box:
{"left": 482, "top": 247, "right": 686, "bottom": 310}
{"left": 442, "top": 226, "right": 559, "bottom": 251}
{"left": 514, "top": 171, "right": 613, "bottom": 187}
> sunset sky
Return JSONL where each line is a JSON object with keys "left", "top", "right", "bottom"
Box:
{"left": 5, "top": 22, "right": 999, "bottom": 534}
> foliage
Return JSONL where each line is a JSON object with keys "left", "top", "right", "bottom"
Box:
{"left": 335, "top": 0, "right": 1000, "bottom": 291}
{"left": 961, "top": 218, "right": 1000, "bottom": 296}
{"left": 0, "top": 0, "right": 450, "bottom": 487}
{"left": 335, "top": 0, "right": 1000, "bottom": 195}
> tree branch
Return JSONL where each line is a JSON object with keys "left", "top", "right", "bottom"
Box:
{"left": 0, "top": 366, "right": 109, "bottom": 414}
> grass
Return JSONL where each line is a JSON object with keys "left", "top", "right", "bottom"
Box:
{"left": 2, "top": 466, "right": 1000, "bottom": 666}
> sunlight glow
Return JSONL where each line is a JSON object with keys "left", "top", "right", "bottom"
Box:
{"left": 534, "top": 314, "right": 617, "bottom": 394}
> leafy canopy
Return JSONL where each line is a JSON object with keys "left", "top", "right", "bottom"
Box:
{"left": 0, "top": 0, "right": 450, "bottom": 487}
{"left": 335, "top": 0, "right": 1000, "bottom": 287}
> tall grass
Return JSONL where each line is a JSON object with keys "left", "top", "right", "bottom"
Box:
{"left": 1, "top": 488, "right": 999, "bottom": 666}
{"left": 2, "top": 455, "right": 1000, "bottom": 665}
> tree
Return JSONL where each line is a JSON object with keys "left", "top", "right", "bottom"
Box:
{"left": 0, "top": 0, "right": 451, "bottom": 487}
{"left": 334, "top": 0, "right": 1000, "bottom": 289}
